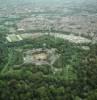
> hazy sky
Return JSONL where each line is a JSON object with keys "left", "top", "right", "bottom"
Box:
{"left": 0, "top": 0, "right": 97, "bottom": 9}
{"left": 0, "top": 0, "right": 96, "bottom": 4}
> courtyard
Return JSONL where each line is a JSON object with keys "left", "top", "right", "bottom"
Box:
{"left": 23, "top": 48, "right": 60, "bottom": 65}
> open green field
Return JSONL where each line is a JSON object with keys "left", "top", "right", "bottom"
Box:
{"left": 6, "top": 32, "right": 92, "bottom": 44}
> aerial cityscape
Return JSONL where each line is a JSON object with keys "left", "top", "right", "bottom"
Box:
{"left": 0, "top": 0, "right": 97, "bottom": 99}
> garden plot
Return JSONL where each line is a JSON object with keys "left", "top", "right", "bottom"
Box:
{"left": 6, "top": 34, "right": 23, "bottom": 42}
{"left": 6, "top": 33, "right": 44, "bottom": 42}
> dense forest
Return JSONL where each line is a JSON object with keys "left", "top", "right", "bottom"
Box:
{"left": 0, "top": 28, "right": 97, "bottom": 100}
